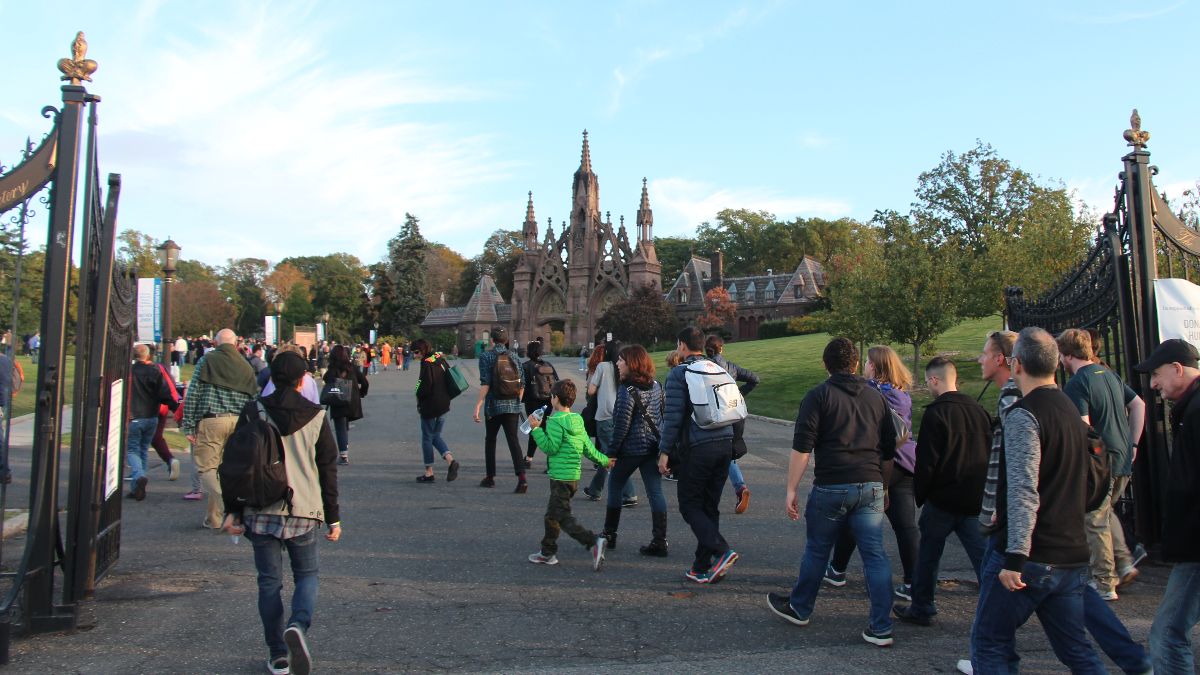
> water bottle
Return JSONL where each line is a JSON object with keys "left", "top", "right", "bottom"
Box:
{"left": 231, "top": 534, "right": 240, "bottom": 545}
{"left": 520, "top": 406, "right": 548, "bottom": 435}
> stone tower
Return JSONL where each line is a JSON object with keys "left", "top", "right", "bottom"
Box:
{"left": 627, "top": 178, "right": 663, "bottom": 292}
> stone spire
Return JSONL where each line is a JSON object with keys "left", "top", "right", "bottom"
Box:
{"left": 522, "top": 191, "right": 539, "bottom": 248}
{"left": 580, "top": 129, "right": 592, "bottom": 174}
{"left": 636, "top": 177, "right": 653, "bottom": 242}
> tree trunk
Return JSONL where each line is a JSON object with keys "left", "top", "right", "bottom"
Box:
{"left": 912, "top": 342, "right": 921, "bottom": 377}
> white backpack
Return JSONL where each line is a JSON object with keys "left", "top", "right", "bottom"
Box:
{"left": 684, "top": 359, "right": 747, "bottom": 429}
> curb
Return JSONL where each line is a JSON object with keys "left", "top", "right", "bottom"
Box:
{"left": 748, "top": 413, "right": 791, "bottom": 427}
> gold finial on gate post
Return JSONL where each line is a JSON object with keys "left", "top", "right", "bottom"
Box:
{"left": 57, "top": 31, "right": 98, "bottom": 85}
{"left": 1123, "top": 109, "right": 1150, "bottom": 150}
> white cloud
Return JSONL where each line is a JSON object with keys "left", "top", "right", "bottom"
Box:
{"left": 798, "top": 132, "right": 833, "bottom": 149}
{"left": 649, "top": 176, "right": 852, "bottom": 236}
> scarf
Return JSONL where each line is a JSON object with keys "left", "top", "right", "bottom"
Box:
{"left": 197, "top": 343, "right": 259, "bottom": 395}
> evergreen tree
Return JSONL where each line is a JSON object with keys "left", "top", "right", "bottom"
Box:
{"left": 386, "top": 213, "right": 429, "bottom": 335}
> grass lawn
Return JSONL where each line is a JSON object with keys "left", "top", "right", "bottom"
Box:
{"left": 11, "top": 358, "right": 194, "bottom": 419}
{"left": 649, "top": 315, "right": 1007, "bottom": 429}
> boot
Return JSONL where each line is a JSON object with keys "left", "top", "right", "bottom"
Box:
{"left": 602, "top": 507, "right": 621, "bottom": 550}
{"left": 640, "top": 511, "right": 669, "bottom": 557}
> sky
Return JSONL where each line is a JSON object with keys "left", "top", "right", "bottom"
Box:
{"left": 1, "top": 1, "right": 1198, "bottom": 269}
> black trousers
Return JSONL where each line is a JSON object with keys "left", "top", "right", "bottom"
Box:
{"left": 541, "top": 480, "right": 596, "bottom": 556}
{"left": 831, "top": 468, "right": 920, "bottom": 584}
{"left": 676, "top": 441, "right": 733, "bottom": 572}
{"left": 485, "top": 413, "right": 524, "bottom": 478}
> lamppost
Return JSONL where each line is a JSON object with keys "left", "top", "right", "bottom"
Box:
{"left": 275, "top": 300, "right": 286, "bottom": 344}
{"left": 157, "top": 238, "right": 181, "bottom": 366}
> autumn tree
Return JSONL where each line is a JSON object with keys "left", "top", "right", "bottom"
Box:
{"left": 262, "top": 263, "right": 310, "bottom": 306}
{"left": 424, "top": 243, "right": 467, "bottom": 308}
{"left": 697, "top": 287, "right": 738, "bottom": 332}
{"left": 174, "top": 280, "right": 237, "bottom": 336}
{"left": 596, "top": 283, "right": 679, "bottom": 346}
{"left": 456, "top": 229, "right": 523, "bottom": 303}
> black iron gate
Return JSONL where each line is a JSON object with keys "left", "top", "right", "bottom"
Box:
{"left": 1006, "top": 111, "right": 1194, "bottom": 549}
{"left": 0, "top": 33, "right": 129, "bottom": 658}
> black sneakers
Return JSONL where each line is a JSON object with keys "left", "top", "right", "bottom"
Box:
{"left": 862, "top": 628, "right": 894, "bottom": 647}
{"left": 283, "top": 625, "right": 311, "bottom": 675}
{"left": 892, "top": 604, "right": 932, "bottom": 626}
{"left": 766, "top": 592, "right": 809, "bottom": 626}
{"left": 446, "top": 459, "right": 460, "bottom": 482}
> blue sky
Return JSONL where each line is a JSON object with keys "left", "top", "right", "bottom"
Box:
{"left": 1, "top": 1, "right": 1197, "bottom": 268}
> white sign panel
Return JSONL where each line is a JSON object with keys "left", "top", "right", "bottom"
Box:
{"left": 136, "top": 278, "right": 162, "bottom": 344}
{"left": 316, "top": 322, "right": 325, "bottom": 341}
{"left": 264, "top": 316, "right": 276, "bottom": 346}
{"left": 1155, "top": 278, "right": 1200, "bottom": 351}
{"left": 104, "top": 379, "right": 125, "bottom": 499}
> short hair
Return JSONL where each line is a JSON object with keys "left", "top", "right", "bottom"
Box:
{"left": 1056, "top": 328, "right": 1094, "bottom": 361}
{"left": 867, "top": 345, "right": 912, "bottom": 390}
{"left": 666, "top": 350, "right": 683, "bottom": 368}
{"left": 677, "top": 326, "right": 704, "bottom": 352}
{"left": 133, "top": 344, "right": 151, "bottom": 360}
{"left": 986, "top": 330, "right": 1017, "bottom": 359}
{"left": 489, "top": 326, "right": 508, "bottom": 345}
{"left": 551, "top": 378, "right": 576, "bottom": 407}
{"left": 410, "top": 338, "right": 431, "bottom": 356}
{"left": 925, "top": 356, "right": 956, "bottom": 379}
{"left": 1014, "top": 327, "right": 1059, "bottom": 378}
{"left": 823, "top": 337, "right": 858, "bottom": 374}
{"left": 618, "top": 344, "right": 655, "bottom": 386}
{"left": 704, "top": 334, "right": 725, "bottom": 357}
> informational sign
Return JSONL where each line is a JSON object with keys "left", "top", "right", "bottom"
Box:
{"left": 1155, "top": 278, "right": 1200, "bottom": 350}
{"left": 316, "top": 322, "right": 325, "bottom": 342}
{"left": 369, "top": 329, "right": 377, "bottom": 344}
{"left": 136, "top": 277, "right": 162, "bottom": 344}
{"left": 264, "top": 315, "right": 277, "bottom": 346}
{"left": 104, "top": 379, "right": 125, "bottom": 499}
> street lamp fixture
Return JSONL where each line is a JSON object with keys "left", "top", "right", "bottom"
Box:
{"left": 157, "top": 238, "right": 181, "bottom": 365}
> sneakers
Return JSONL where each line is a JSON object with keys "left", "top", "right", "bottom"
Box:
{"left": 823, "top": 563, "right": 847, "bottom": 587}
{"left": 132, "top": 476, "right": 148, "bottom": 501}
{"left": 621, "top": 496, "right": 639, "bottom": 508}
{"left": 266, "top": 656, "right": 289, "bottom": 675}
{"left": 1131, "top": 543, "right": 1148, "bottom": 568}
{"left": 766, "top": 592, "right": 809, "bottom": 626}
{"left": 582, "top": 488, "right": 601, "bottom": 502}
{"left": 591, "top": 535, "right": 607, "bottom": 571}
{"left": 956, "top": 659, "right": 974, "bottom": 674}
{"left": 528, "top": 552, "right": 559, "bottom": 565}
{"left": 168, "top": 458, "right": 181, "bottom": 481}
{"left": 862, "top": 628, "right": 894, "bottom": 647}
{"left": 283, "top": 625, "right": 311, "bottom": 675}
{"left": 514, "top": 482, "right": 528, "bottom": 494}
{"left": 711, "top": 549, "right": 739, "bottom": 580}
{"left": 735, "top": 487, "right": 751, "bottom": 514}
{"left": 182, "top": 490, "right": 203, "bottom": 501}
{"left": 892, "top": 604, "right": 932, "bottom": 626}
{"left": 684, "top": 568, "right": 713, "bottom": 584}
{"left": 446, "top": 460, "right": 460, "bottom": 482}
{"left": 1088, "top": 579, "right": 1119, "bottom": 601}
{"left": 663, "top": 473, "right": 678, "bottom": 482}
{"left": 416, "top": 475, "right": 435, "bottom": 483}
{"left": 1118, "top": 566, "right": 1140, "bottom": 588}
{"left": 479, "top": 477, "right": 495, "bottom": 488}
{"left": 894, "top": 583, "right": 912, "bottom": 601}
{"left": 337, "top": 454, "right": 349, "bottom": 466}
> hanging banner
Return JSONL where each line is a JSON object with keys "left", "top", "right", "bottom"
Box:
{"left": 136, "top": 277, "right": 161, "bottom": 344}
{"left": 1154, "top": 278, "right": 1200, "bottom": 350}
{"left": 369, "top": 329, "right": 377, "bottom": 344}
{"left": 104, "top": 379, "right": 124, "bottom": 499}
{"left": 264, "top": 315, "right": 276, "bottom": 346}
{"left": 316, "top": 322, "right": 325, "bottom": 342}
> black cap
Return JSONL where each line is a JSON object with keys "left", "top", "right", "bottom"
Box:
{"left": 1134, "top": 338, "right": 1200, "bottom": 373}
{"left": 490, "top": 327, "right": 507, "bottom": 343}
{"left": 269, "top": 351, "right": 308, "bottom": 383}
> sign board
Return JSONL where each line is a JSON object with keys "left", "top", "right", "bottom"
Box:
{"left": 293, "top": 327, "right": 316, "bottom": 353}
{"left": 1155, "top": 278, "right": 1200, "bottom": 350}
{"left": 104, "top": 379, "right": 125, "bottom": 499}
{"left": 369, "top": 329, "right": 377, "bottom": 344}
{"left": 136, "top": 277, "right": 161, "bottom": 344}
{"left": 316, "top": 322, "right": 325, "bottom": 342}
{"left": 264, "top": 315, "right": 277, "bottom": 346}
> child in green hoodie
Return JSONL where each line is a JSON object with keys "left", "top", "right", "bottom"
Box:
{"left": 527, "top": 379, "right": 614, "bottom": 570}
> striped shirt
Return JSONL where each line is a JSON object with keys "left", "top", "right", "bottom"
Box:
{"left": 243, "top": 513, "right": 318, "bottom": 540}
{"left": 979, "top": 378, "right": 1022, "bottom": 532}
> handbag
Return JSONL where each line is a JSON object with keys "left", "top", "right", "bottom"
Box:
{"left": 320, "top": 377, "right": 353, "bottom": 407}
{"left": 444, "top": 361, "right": 469, "bottom": 400}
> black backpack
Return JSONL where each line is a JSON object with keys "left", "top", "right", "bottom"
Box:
{"left": 218, "top": 401, "right": 291, "bottom": 511}
{"left": 492, "top": 352, "right": 522, "bottom": 399}
{"left": 1084, "top": 428, "right": 1112, "bottom": 513}
{"left": 528, "top": 359, "right": 558, "bottom": 401}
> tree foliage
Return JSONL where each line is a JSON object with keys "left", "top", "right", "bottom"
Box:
{"left": 117, "top": 229, "right": 162, "bottom": 279}
{"left": 174, "top": 280, "right": 237, "bottom": 337}
{"left": 456, "top": 229, "right": 523, "bottom": 303}
{"left": 385, "top": 212, "right": 430, "bottom": 335}
{"left": 653, "top": 236, "right": 697, "bottom": 284}
{"left": 425, "top": 243, "right": 467, "bottom": 308}
{"left": 596, "top": 283, "right": 679, "bottom": 346}
{"left": 696, "top": 209, "right": 798, "bottom": 276}
{"left": 697, "top": 287, "right": 738, "bottom": 331}
{"left": 263, "top": 263, "right": 309, "bottom": 306}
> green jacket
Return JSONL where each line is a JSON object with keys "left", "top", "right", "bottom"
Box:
{"left": 530, "top": 411, "right": 608, "bottom": 481}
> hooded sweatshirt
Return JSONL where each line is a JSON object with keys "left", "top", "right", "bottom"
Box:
{"left": 530, "top": 411, "right": 609, "bottom": 481}
{"left": 792, "top": 372, "right": 897, "bottom": 486}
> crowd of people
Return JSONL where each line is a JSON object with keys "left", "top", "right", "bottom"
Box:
{"left": 120, "top": 321, "right": 1200, "bottom": 675}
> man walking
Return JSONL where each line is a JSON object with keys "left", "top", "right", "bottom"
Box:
{"left": 766, "top": 337, "right": 896, "bottom": 646}
{"left": 1057, "top": 328, "right": 1146, "bottom": 599}
{"left": 970, "top": 327, "right": 1104, "bottom": 673}
{"left": 473, "top": 327, "right": 527, "bottom": 492}
{"left": 656, "top": 326, "right": 739, "bottom": 584}
{"left": 172, "top": 335, "right": 188, "bottom": 367}
{"left": 127, "top": 344, "right": 179, "bottom": 501}
{"left": 1138, "top": 339, "right": 1200, "bottom": 673}
{"left": 181, "top": 328, "right": 259, "bottom": 529}
{"left": 894, "top": 357, "right": 991, "bottom": 626}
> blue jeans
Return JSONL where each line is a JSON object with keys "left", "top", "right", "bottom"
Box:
{"left": 789, "top": 482, "right": 893, "bottom": 635}
{"left": 727, "top": 460, "right": 746, "bottom": 491}
{"left": 1083, "top": 583, "right": 1151, "bottom": 674}
{"left": 247, "top": 528, "right": 320, "bottom": 659}
{"left": 420, "top": 415, "right": 451, "bottom": 467}
{"left": 1150, "top": 562, "right": 1200, "bottom": 674}
{"left": 970, "top": 545, "right": 1105, "bottom": 674}
{"left": 910, "top": 501, "right": 987, "bottom": 616}
{"left": 606, "top": 454, "right": 667, "bottom": 512}
{"left": 587, "top": 419, "right": 635, "bottom": 500}
{"left": 126, "top": 417, "right": 157, "bottom": 481}
{"left": 331, "top": 416, "right": 349, "bottom": 455}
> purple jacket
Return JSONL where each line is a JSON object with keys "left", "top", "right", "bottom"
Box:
{"left": 873, "top": 381, "right": 916, "bottom": 474}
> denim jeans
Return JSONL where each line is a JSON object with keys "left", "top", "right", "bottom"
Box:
{"left": 831, "top": 469, "right": 918, "bottom": 584}
{"left": 909, "top": 501, "right": 987, "bottom": 617}
{"left": 485, "top": 413, "right": 524, "bottom": 478}
{"left": 126, "top": 417, "right": 158, "bottom": 481}
{"left": 727, "top": 461, "right": 746, "bottom": 491}
{"left": 331, "top": 416, "right": 349, "bottom": 455}
{"left": 789, "top": 481, "right": 893, "bottom": 635}
{"left": 1150, "top": 561, "right": 1200, "bottom": 674}
{"left": 970, "top": 545, "right": 1105, "bottom": 674}
{"left": 419, "top": 415, "right": 450, "bottom": 467}
{"left": 587, "top": 418, "right": 635, "bottom": 500}
{"left": 606, "top": 454, "right": 667, "bottom": 512}
{"left": 677, "top": 441, "right": 733, "bottom": 572}
{"left": 1083, "top": 583, "right": 1151, "bottom": 674}
{"left": 246, "top": 528, "right": 320, "bottom": 659}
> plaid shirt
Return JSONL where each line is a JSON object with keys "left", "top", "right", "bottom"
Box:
{"left": 243, "top": 513, "right": 318, "bottom": 540}
{"left": 180, "top": 363, "right": 255, "bottom": 435}
{"left": 478, "top": 346, "right": 523, "bottom": 417}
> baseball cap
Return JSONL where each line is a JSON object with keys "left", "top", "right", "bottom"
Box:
{"left": 269, "top": 351, "right": 309, "bottom": 383}
{"left": 1134, "top": 338, "right": 1200, "bottom": 372}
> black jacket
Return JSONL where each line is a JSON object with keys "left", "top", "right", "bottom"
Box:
{"left": 129, "top": 361, "right": 177, "bottom": 419}
{"left": 323, "top": 364, "right": 369, "bottom": 421}
{"left": 1165, "top": 377, "right": 1200, "bottom": 562}
{"left": 913, "top": 391, "right": 992, "bottom": 515}
{"left": 416, "top": 354, "right": 451, "bottom": 419}
{"left": 792, "top": 372, "right": 896, "bottom": 486}
{"left": 658, "top": 355, "right": 735, "bottom": 456}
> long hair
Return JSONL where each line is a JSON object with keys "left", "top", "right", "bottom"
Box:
{"left": 619, "top": 345, "right": 655, "bottom": 386}
{"left": 586, "top": 343, "right": 606, "bottom": 378}
{"left": 867, "top": 345, "right": 912, "bottom": 390}
{"left": 705, "top": 334, "right": 725, "bottom": 357}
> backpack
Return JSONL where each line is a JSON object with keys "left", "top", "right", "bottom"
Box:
{"left": 218, "top": 402, "right": 291, "bottom": 511}
{"left": 683, "top": 359, "right": 747, "bottom": 429}
{"left": 528, "top": 359, "right": 558, "bottom": 401}
{"left": 320, "top": 376, "right": 353, "bottom": 407}
{"left": 492, "top": 351, "right": 522, "bottom": 399}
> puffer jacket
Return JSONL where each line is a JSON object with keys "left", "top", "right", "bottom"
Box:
{"left": 872, "top": 380, "right": 916, "bottom": 474}
{"left": 710, "top": 353, "right": 759, "bottom": 396}
{"left": 609, "top": 380, "right": 664, "bottom": 457}
{"left": 658, "top": 354, "right": 735, "bottom": 456}
{"left": 530, "top": 411, "right": 609, "bottom": 481}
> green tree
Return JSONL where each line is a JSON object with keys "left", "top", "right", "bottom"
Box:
{"left": 424, "top": 243, "right": 468, "bottom": 309}
{"left": 175, "top": 280, "right": 237, "bottom": 336}
{"left": 117, "top": 229, "right": 162, "bottom": 278}
{"left": 789, "top": 217, "right": 862, "bottom": 268}
{"left": 219, "top": 258, "right": 269, "bottom": 337}
{"left": 385, "top": 213, "right": 430, "bottom": 335}
{"left": 695, "top": 209, "right": 800, "bottom": 276}
{"left": 824, "top": 230, "right": 885, "bottom": 354}
{"left": 175, "top": 259, "right": 217, "bottom": 283}
{"left": 280, "top": 254, "right": 370, "bottom": 337}
{"left": 283, "top": 282, "right": 316, "bottom": 327}
{"left": 596, "top": 283, "right": 680, "bottom": 346}
{"left": 653, "top": 236, "right": 698, "bottom": 284}
{"left": 456, "top": 229, "right": 523, "bottom": 302}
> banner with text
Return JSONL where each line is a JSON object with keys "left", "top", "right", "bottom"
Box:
{"left": 264, "top": 315, "right": 277, "bottom": 346}
{"left": 136, "top": 277, "right": 162, "bottom": 344}
{"left": 1155, "top": 278, "right": 1200, "bottom": 351}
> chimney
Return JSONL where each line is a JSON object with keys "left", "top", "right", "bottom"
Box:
{"left": 710, "top": 250, "right": 725, "bottom": 289}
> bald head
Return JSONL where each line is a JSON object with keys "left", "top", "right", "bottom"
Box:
{"left": 133, "top": 344, "right": 151, "bottom": 362}
{"left": 215, "top": 329, "right": 237, "bottom": 345}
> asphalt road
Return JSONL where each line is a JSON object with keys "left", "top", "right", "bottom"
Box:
{"left": 2, "top": 357, "right": 1181, "bottom": 673}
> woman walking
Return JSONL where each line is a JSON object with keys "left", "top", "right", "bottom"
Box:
{"left": 583, "top": 340, "right": 638, "bottom": 506}
{"left": 412, "top": 339, "right": 459, "bottom": 482}
{"left": 705, "top": 335, "right": 759, "bottom": 514}
{"left": 601, "top": 345, "right": 668, "bottom": 555}
{"left": 826, "top": 345, "right": 919, "bottom": 601}
{"left": 521, "top": 340, "right": 558, "bottom": 470}
{"left": 323, "top": 345, "right": 369, "bottom": 466}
